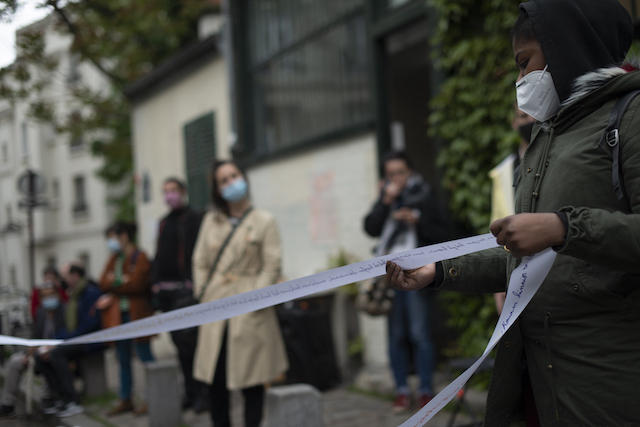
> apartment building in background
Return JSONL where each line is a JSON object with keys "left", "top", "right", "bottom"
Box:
{"left": 0, "top": 14, "right": 114, "bottom": 327}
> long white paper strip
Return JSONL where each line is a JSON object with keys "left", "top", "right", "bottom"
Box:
{"left": 398, "top": 248, "right": 557, "bottom": 427}
{"left": 0, "top": 233, "right": 499, "bottom": 347}
{"left": 0, "top": 235, "right": 558, "bottom": 426}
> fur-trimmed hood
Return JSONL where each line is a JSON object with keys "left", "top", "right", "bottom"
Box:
{"left": 563, "top": 62, "right": 640, "bottom": 106}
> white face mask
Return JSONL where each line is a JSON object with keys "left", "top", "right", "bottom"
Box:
{"left": 515, "top": 65, "right": 561, "bottom": 122}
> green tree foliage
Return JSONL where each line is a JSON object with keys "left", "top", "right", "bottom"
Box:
{"left": 0, "top": 0, "right": 214, "bottom": 220}
{"left": 427, "top": 0, "right": 520, "bottom": 358}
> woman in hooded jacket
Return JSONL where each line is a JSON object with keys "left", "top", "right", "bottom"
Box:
{"left": 386, "top": 0, "right": 640, "bottom": 425}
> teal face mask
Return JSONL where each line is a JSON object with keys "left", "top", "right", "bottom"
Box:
{"left": 107, "top": 237, "right": 121, "bottom": 253}
{"left": 221, "top": 178, "right": 248, "bottom": 202}
{"left": 41, "top": 296, "right": 60, "bottom": 310}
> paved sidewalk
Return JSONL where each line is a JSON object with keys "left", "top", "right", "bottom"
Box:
{"left": 1, "top": 333, "right": 484, "bottom": 427}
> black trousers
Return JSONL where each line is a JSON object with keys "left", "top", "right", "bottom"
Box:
{"left": 170, "top": 326, "right": 204, "bottom": 400}
{"left": 35, "top": 344, "right": 85, "bottom": 404}
{"left": 159, "top": 288, "right": 207, "bottom": 401}
{"left": 210, "top": 326, "right": 264, "bottom": 427}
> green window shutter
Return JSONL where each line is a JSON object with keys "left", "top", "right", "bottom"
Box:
{"left": 184, "top": 112, "right": 216, "bottom": 210}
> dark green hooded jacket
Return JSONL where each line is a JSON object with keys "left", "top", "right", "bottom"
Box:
{"left": 433, "top": 0, "right": 640, "bottom": 425}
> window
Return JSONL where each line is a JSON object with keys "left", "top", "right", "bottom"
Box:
{"left": 239, "top": 0, "right": 371, "bottom": 156}
{"left": 21, "top": 122, "right": 28, "bottom": 160}
{"left": 69, "top": 112, "right": 84, "bottom": 150}
{"left": 3, "top": 204, "right": 19, "bottom": 233}
{"left": 9, "top": 265, "right": 16, "bottom": 287}
{"left": 78, "top": 252, "right": 90, "bottom": 277}
{"left": 141, "top": 172, "right": 151, "bottom": 203}
{"left": 184, "top": 112, "right": 216, "bottom": 210}
{"left": 67, "top": 53, "right": 82, "bottom": 84}
{"left": 46, "top": 256, "right": 57, "bottom": 270}
{"left": 50, "top": 178, "right": 60, "bottom": 209}
{"left": 52, "top": 178, "right": 60, "bottom": 199}
{"left": 72, "top": 175, "right": 88, "bottom": 215}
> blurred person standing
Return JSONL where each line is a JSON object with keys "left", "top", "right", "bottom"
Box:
{"left": 490, "top": 106, "right": 536, "bottom": 315}
{"left": 99, "top": 221, "right": 155, "bottom": 416}
{"left": 151, "top": 177, "right": 208, "bottom": 412}
{"left": 363, "top": 150, "right": 449, "bottom": 412}
{"left": 0, "top": 282, "right": 64, "bottom": 418}
{"left": 36, "top": 261, "right": 103, "bottom": 418}
{"left": 192, "top": 160, "right": 288, "bottom": 427}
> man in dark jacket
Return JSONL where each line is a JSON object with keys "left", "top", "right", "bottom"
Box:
{"left": 151, "top": 177, "right": 207, "bottom": 412}
{"left": 363, "top": 150, "right": 449, "bottom": 412}
{"left": 35, "top": 262, "right": 103, "bottom": 418}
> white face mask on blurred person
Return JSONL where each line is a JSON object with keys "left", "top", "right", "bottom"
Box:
{"left": 515, "top": 65, "right": 561, "bottom": 122}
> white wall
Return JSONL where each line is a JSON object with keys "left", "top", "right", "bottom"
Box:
{"left": 247, "top": 133, "right": 379, "bottom": 281}
{"left": 131, "top": 55, "right": 231, "bottom": 255}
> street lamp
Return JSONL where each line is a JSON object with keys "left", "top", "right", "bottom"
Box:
{"left": 17, "top": 169, "right": 48, "bottom": 290}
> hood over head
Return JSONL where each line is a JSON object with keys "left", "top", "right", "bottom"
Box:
{"left": 520, "top": 0, "right": 634, "bottom": 102}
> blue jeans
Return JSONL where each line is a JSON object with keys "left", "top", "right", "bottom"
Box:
{"left": 115, "top": 312, "right": 155, "bottom": 400}
{"left": 388, "top": 288, "right": 435, "bottom": 395}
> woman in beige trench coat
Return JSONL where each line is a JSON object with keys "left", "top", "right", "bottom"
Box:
{"left": 192, "top": 159, "right": 288, "bottom": 427}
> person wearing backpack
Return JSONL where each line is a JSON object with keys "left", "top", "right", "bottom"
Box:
{"left": 99, "top": 221, "right": 155, "bottom": 416}
{"left": 386, "top": 0, "right": 640, "bottom": 425}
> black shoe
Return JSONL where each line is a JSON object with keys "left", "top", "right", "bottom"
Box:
{"left": 0, "top": 405, "right": 14, "bottom": 417}
{"left": 192, "top": 397, "right": 209, "bottom": 414}
{"left": 193, "top": 397, "right": 209, "bottom": 414}
{"left": 181, "top": 395, "right": 193, "bottom": 410}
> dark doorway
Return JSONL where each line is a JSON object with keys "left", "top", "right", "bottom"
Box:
{"left": 381, "top": 18, "right": 452, "bottom": 362}
{"left": 383, "top": 19, "right": 436, "bottom": 189}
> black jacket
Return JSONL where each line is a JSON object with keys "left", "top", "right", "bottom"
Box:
{"left": 152, "top": 205, "right": 203, "bottom": 283}
{"left": 363, "top": 175, "right": 450, "bottom": 249}
{"left": 32, "top": 304, "right": 66, "bottom": 340}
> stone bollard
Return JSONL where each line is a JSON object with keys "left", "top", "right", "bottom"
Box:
{"left": 78, "top": 351, "right": 108, "bottom": 397}
{"left": 265, "top": 384, "right": 323, "bottom": 427}
{"left": 145, "top": 359, "right": 182, "bottom": 427}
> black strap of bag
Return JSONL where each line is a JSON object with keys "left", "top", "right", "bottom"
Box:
{"left": 197, "top": 207, "right": 253, "bottom": 301}
{"left": 598, "top": 89, "right": 640, "bottom": 201}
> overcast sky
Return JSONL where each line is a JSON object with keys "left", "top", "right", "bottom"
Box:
{"left": 0, "top": 0, "right": 51, "bottom": 68}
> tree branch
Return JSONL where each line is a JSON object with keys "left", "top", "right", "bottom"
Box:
{"left": 46, "top": 0, "right": 126, "bottom": 87}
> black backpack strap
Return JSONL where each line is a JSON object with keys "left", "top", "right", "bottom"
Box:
{"left": 598, "top": 89, "right": 640, "bottom": 201}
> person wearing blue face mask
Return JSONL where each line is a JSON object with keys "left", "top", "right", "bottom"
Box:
{"left": 0, "top": 283, "right": 66, "bottom": 418}
{"left": 192, "top": 159, "right": 288, "bottom": 427}
{"left": 35, "top": 262, "right": 103, "bottom": 418}
{"left": 99, "top": 221, "right": 155, "bottom": 416}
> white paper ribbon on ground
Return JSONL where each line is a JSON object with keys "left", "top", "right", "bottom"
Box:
{"left": 398, "top": 248, "right": 557, "bottom": 427}
{"left": 0, "top": 233, "right": 499, "bottom": 347}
